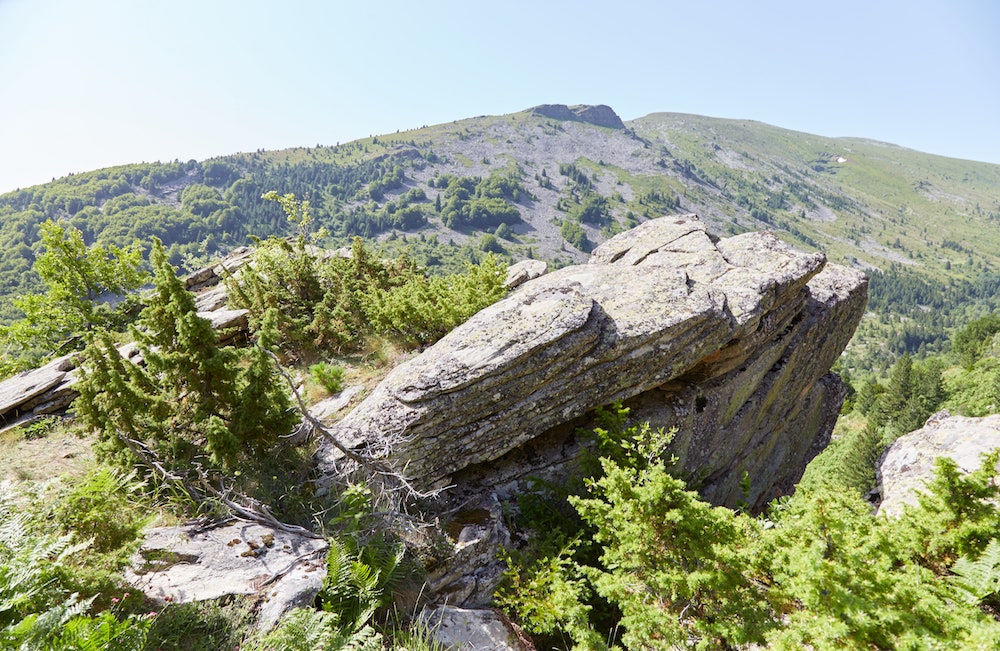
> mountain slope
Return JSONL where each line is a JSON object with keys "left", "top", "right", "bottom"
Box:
{"left": 2, "top": 104, "right": 999, "bottom": 368}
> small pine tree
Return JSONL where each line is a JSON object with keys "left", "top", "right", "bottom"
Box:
{"left": 78, "top": 239, "right": 296, "bottom": 473}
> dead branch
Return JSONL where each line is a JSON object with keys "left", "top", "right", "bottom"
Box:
{"left": 117, "top": 431, "right": 322, "bottom": 539}
{"left": 262, "top": 346, "right": 443, "bottom": 502}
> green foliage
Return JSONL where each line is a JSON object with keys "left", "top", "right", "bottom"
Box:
{"left": 76, "top": 239, "right": 297, "bottom": 473}
{"left": 248, "top": 608, "right": 383, "bottom": 651}
{"left": 318, "top": 535, "right": 410, "bottom": 634}
{"left": 0, "top": 219, "right": 147, "bottom": 370}
{"left": 0, "top": 484, "right": 152, "bottom": 650}
{"left": 953, "top": 313, "right": 1000, "bottom": 368}
{"left": 572, "top": 194, "right": 610, "bottom": 226}
{"left": 310, "top": 361, "right": 346, "bottom": 394}
{"left": 572, "top": 453, "right": 769, "bottom": 649}
{"left": 495, "top": 538, "right": 604, "bottom": 651}
{"left": 858, "top": 353, "right": 945, "bottom": 439}
{"left": 437, "top": 172, "right": 524, "bottom": 230}
{"left": 560, "top": 219, "right": 591, "bottom": 252}
{"left": 49, "top": 467, "right": 151, "bottom": 554}
{"left": 226, "top": 197, "right": 417, "bottom": 357}
{"left": 891, "top": 451, "right": 1000, "bottom": 570}
{"left": 950, "top": 539, "right": 1000, "bottom": 609}
{"left": 497, "top": 414, "right": 1000, "bottom": 650}
{"left": 144, "top": 599, "right": 255, "bottom": 651}
{"left": 363, "top": 253, "right": 507, "bottom": 347}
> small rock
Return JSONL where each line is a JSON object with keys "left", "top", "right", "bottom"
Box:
{"left": 124, "top": 520, "right": 328, "bottom": 630}
{"left": 417, "top": 606, "right": 528, "bottom": 651}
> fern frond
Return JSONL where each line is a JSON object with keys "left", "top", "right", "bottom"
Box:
{"left": 951, "top": 538, "right": 1000, "bottom": 603}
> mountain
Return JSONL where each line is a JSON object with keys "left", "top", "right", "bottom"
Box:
{"left": 2, "top": 104, "right": 999, "bottom": 370}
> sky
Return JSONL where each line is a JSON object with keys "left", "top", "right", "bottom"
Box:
{"left": 0, "top": 0, "right": 997, "bottom": 195}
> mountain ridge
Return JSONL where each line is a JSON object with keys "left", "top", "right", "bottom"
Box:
{"left": 2, "top": 104, "right": 999, "bottom": 370}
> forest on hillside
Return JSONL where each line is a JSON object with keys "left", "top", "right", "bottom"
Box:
{"left": 3, "top": 109, "right": 1000, "bottom": 380}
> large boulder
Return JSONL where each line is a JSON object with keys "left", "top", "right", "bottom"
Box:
{"left": 877, "top": 412, "right": 1000, "bottom": 517}
{"left": 317, "top": 215, "right": 867, "bottom": 510}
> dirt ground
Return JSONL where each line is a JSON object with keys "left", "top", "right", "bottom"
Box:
{"left": 0, "top": 418, "right": 95, "bottom": 484}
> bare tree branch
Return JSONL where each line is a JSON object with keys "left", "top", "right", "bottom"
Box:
{"left": 261, "top": 345, "right": 444, "bottom": 502}
{"left": 117, "top": 431, "right": 322, "bottom": 539}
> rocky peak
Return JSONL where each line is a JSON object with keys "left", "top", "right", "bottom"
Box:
{"left": 528, "top": 104, "right": 626, "bottom": 129}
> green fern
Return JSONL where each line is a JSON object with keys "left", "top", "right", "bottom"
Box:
{"left": 951, "top": 539, "right": 1000, "bottom": 604}
{"left": 249, "top": 608, "right": 383, "bottom": 651}
{"left": 318, "top": 535, "right": 409, "bottom": 634}
{"left": 0, "top": 485, "right": 90, "bottom": 627}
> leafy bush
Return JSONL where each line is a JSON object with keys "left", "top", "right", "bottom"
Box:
{"left": 363, "top": 253, "right": 507, "bottom": 347}
{"left": 0, "top": 484, "right": 152, "bottom": 649}
{"left": 953, "top": 313, "right": 1000, "bottom": 369}
{"left": 49, "top": 467, "right": 151, "bottom": 554}
{"left": 497, "top": 410, "right": 1000, "bottom": 649}
{"left": 318, "top": 534, "right": 412, "bottom": 635}
{"left": 76, "top": 239, "right": 298, "bottom": 474}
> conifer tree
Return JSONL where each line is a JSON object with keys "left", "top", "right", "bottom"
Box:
{"left": 77, "top": 239, "right": 296, "bottom": 473}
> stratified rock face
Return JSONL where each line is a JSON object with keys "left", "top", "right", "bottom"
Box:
{"left": 877, "top": 412, "right": 1000, "bottom": 517}
{"left": 317, "top": 215, "right": 868, "bottom": 508}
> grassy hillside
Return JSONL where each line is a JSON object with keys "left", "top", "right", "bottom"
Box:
{"left": 2, "top": 105, "right": 1000, "bottom": 372}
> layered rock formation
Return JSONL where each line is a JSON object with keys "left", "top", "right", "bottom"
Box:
{"left": 317, "top": 215, "right": 867, "bottom": 510}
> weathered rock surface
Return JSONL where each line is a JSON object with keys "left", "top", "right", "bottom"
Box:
{"left": 317, "top": 215, "right": 867, "bottom": 510}
{"left": 877, "top": 411, "right": 1000, "bottom": 517}
{"left": 529, "top": 103, "right": 626, "bottom": 130}
{"left": 124, "top": 521, "right": 328, "bottom": 631}
{"left": 417, "top": 606, "right": 528, "bottom": 651}
{"left": 503, "top": 258, "right": 547, "bottom": 290}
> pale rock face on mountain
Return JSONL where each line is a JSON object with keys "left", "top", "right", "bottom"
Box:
{"left": 877, "top": 411, "right": 1000, "bottom": 517}
{"left": 317, "top": 214, "right": 868, "bottom": 511}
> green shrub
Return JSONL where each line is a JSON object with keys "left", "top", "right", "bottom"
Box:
{"left": 310, "top": 362, "right": 346, "bottom": 394}
{"left": 50, "top": 467, "right": 151, "bottom": 554}
{"left": 364, "top": 253, "right": 507, "bottom": 348}
{"left": 496, "top": 412, "right": 1000, "bottom": 650}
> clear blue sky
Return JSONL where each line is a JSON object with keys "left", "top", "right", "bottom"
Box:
{"left": 1, "top": 0, "right": 997, "bottom": 194}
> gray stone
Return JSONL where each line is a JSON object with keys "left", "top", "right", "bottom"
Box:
{"left": 317, "top": 215, "right": 865, "bottom": 510}
{"left": 417, "top": 606, "right": 527, "bottom": 651}
{"left": 124, "top": 520, "right": 328, "bottom": 630}
{"left": 503, "top": 259, "right": 547, "bottom": 290}
{"left": 309, "top": 385, "right": 366, "bottom": 422}
{"left": 877, "top": 412, "right": 1000, "bottom": 517}
{"left": 0, "top": 354, "right": 78, "bottom": 432}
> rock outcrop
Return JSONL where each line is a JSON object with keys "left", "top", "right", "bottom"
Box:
{"left": 529, "top": 104, "right": 626, "bottom": 130}
{"left": 877, "top": 411, "right": 1000, "bottom": 517}
{"left": 417, "top": 606, "right": 529, "bottom": 651}
{"left": 317, "top": 215, "right": 867, "bottom": 511}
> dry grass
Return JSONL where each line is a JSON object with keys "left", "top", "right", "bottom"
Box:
{"left": 0, "top": 417, "right": 95, "bottom": 484}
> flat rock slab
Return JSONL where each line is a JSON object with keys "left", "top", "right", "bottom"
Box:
{"left": 0, "top": 354, "right": 77, "bottom": 424}
{"left": 125, "top": 520, "right": 328, "bottom": 629}
{"left": 878, "top": 412, "right": 1000, "bottom": 517}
